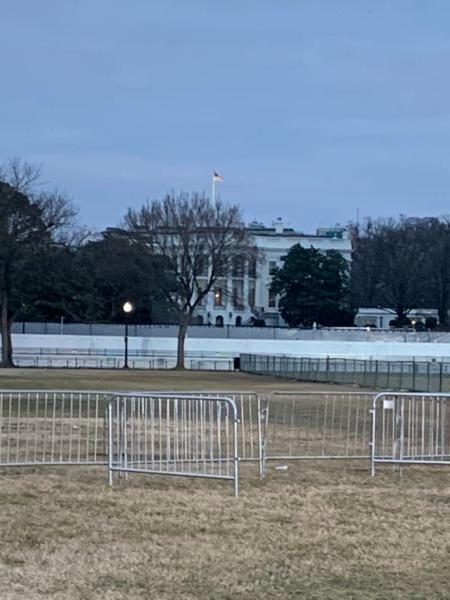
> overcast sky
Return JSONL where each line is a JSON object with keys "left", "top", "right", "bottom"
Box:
{"left": 1, "top": 1, "right": 450, "bottom": 233}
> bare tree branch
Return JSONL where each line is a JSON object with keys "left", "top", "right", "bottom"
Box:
{"left": 34, "top": 190, "right": 78, "bottom": 241}
{"left": 0, "top": 157, "right": 43, "bottom": 195}
{"left": 123, "top": 192, "right": 258, "bottom": 367}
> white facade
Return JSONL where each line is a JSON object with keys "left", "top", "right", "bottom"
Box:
{"left": 195, "top": 219, "right": 352, "bottom": 327}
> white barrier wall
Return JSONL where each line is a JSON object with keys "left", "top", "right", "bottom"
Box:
{"left": 11, "top": 333, "right": 450, "bottom": 361}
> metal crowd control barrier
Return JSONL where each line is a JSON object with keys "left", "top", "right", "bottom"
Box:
{"left": 0, "top": 389, "right": 262, "bottom": 485}
{"left": 112, "top": 390, "right": 262, "bottom": 473}
{"left": 0, "top": 390, "right": 109, "bottom": 467}
{"left": 370, "top": 392, "right": 450, "bottom": 476}
{"left": 175, "top": 391, "right": 263, "bottom": 475}
{"left": 263, "top": 392, "right": 375, "bottom": 470}
{"left": 108, "top": 393, "right": 240, "bottom": 496}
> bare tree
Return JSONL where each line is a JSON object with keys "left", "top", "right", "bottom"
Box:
{"left": 0, "top": 160, "right": 78, "bottom": 367}
{"left": 124, "top": 193, "right": 257, "bottom": 368}
{"left": 34, "top": 190, "right": 79, "bottom": 241}
{"left": 0, "top": 156, "right": 42, "bottom": 195}
{"left": 417, "top": 217, "right": 450, "bottom": 329}
{"left": 352, "top": 217, "right": 428, "bottom": 325}
{"left": 350, "top": 220, "right": 385, "bottom": 310}
{"left": 1, "top": 156, "right": 78, "bottom": 236}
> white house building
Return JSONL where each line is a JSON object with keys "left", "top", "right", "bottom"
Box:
{"left": 195, "top": 219, "right": 352, "bottom": 327}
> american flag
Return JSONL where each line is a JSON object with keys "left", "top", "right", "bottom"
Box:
{"left": 213, "top": 171, "right": 224, "bottom": 182}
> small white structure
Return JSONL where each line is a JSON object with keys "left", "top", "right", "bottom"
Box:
{"left": 355, "top": 308, "right": 439, "bottom": 329}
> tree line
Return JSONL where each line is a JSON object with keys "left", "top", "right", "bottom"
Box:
{"left": 270, "top": 216, "right": 450, "bottom": 330}
{"left": 351, "top": 217, "right": 450, "bottom": 329}
{"left": 0, "top": 159, "right": 255, "bottom": 368}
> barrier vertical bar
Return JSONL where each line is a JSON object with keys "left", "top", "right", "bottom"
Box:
{"left": 233, "top": 406, "right": 239, "bottom": 498}
{"left": 370, "top": 399, "right": 376, "bottom": 476}
{"left": 108, "top": 401, "right": 113, "bottom": 486}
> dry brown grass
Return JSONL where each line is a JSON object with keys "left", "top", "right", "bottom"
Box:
{"left": 2, "top": 463, "right": 450, "bottom": 599}
{"left": 0, "top": 368, "right": 362, "bottom": 395}
{"left": 1, "top": 370, "right": 449, "bottom": 599}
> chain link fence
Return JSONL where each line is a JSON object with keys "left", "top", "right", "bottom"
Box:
{"left": 241, "top": 354, "right": 450, "bottom": 393}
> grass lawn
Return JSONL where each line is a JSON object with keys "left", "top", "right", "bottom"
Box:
{"left": 1, "top": 370, "right": 449, "bottom": 599}
{"left": 0, "top": 367, "right": 357, "bottom": 394}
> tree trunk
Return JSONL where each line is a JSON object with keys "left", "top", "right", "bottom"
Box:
{"left": 438, "top": 297, "right": 449, "bottom": 330}
{"left": 176, "top": 314, "right": 190, "bottom": 369}
{"left": 396, "top": 306, "right": 407, "bottom": 325}
{"left": 0, "top": 293, "right": 14, "bottom": 368}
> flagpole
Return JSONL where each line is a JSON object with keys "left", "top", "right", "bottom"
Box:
{"left": 211, "top": 174, "right": 216, "bottom": 208}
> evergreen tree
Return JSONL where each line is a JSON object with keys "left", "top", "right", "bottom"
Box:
{"left": 271, "top": 245, "right": 353, "bottom": 327}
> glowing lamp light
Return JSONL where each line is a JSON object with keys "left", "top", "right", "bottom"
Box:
{"left": 123, "top": 301, "right": 134, "bottom": 314}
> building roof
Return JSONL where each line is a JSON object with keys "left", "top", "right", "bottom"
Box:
{"left": 247, "top": 221, "right": 348, "bottom": 239}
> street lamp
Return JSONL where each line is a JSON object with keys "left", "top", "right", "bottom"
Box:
{"left": 122, "top": 301, "right": 134, "bottom": 369}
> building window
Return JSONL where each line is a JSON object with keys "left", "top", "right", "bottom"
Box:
{"left": 196, "top": 278, "right": 208, "bottom": 305}
{"left": 232, "top": 256, "right": 244, "bottom": 277}
{"left": 198, "top": 255, "right": 209, "bottom": 277}
{"left": 269, "top": 261, "right": 277, "bottom": 276}
{"left": 268, "top": 290, "right": 276, "bottom": 308}
{"left": 214, "top": 281, "right": 226, "bottom": 307}
{"left": 248, "top": 258, "right": 256, "bottom": 279}
{"left": 232, "top": 279, "right": 244, "bottom": 308}
{"left": 215, "top": 315, "right": 224, "bottom": 327}
{"left": 214, "top": 259, "right": 227, "bottom": 277}
{"left": 248, "top": 280, "right": 255, "bottom": 308}
{"left": 235, "top": 316, "right": 242, "bottom": 327}
{"left": 214, "top": 288, "right": 223, "bottom": 307}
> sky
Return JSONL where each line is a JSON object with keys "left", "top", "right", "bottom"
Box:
{"left": 1, "top": 0, "right": 450, "bottom": 233}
